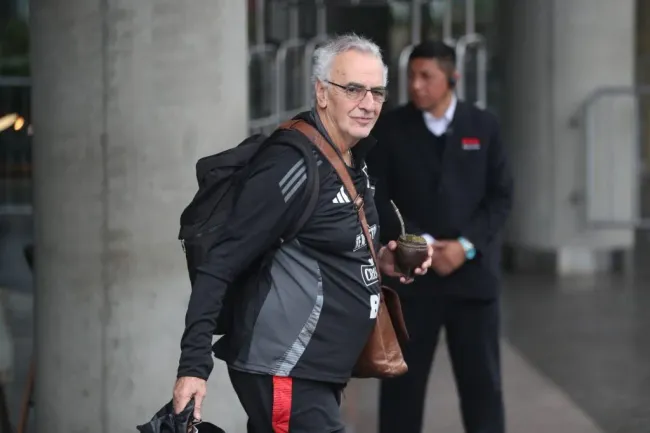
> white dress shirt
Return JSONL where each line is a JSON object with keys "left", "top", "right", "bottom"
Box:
{"left": 422, "top": 95, "right": 457, "bottom": 137}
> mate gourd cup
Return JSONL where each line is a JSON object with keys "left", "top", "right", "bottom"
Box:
{"left": 395, "top": 234, "right": 429, "bottom": 277}
{"left": 391, "top": 201, "right": 429, "bottom": 278}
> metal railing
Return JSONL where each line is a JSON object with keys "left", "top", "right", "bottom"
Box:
{"left": 247, "top": 0, "right": 329, "bottom": 135}
{"left": 394, "top": 0, "right": 487, "bottom": 107}
{"left": 302, "top": 34, "right": 330, "bottom": 108}
{"left": 248, "top": 32, "right": 329, "bottom": 135}
{"left": 258, "top": 0, "right": 489, "bottom": 122}
{"left": 441, "top": 0, "right": 476, "bottom": 43}
{"left": 570, "top": 85, "right": 650, "bottom": 230}
{"left": 274, "top": 38, "right": 308, "bottom": 123}
{"left": 397, "top": 44, "right": 415, "bottom": 105}
{"left": 248, "top": 44, "right": 279, "bottom": 135}
{"left": 455, "top": 33, "right": 488, "bottom": 109}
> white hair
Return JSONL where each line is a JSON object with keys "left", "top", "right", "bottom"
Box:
{"left": 312, "top": 33, "right": 389, "bottom": 87}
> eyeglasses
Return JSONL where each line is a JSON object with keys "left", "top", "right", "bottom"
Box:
{"left": 325, "top": 81, "right": 388, "bottom": 103}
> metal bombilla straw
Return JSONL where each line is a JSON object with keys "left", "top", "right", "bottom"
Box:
{"left": 390, "top": 200, "right": 406, "bottom": 238}
{"left": 390, "top": 200, "right": 410, "bottom": 277}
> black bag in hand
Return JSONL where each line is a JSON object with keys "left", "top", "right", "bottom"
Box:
{"left": 136, "top": 398, "right": 225, "bottom": 433}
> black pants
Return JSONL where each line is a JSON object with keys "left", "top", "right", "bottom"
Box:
{"left": 228, "top": 368, "right": 346, "bottom": 433}
{"left": 379, "top": 296, "right": 505, "bottom": 433}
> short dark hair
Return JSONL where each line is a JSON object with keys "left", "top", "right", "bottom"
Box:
{"left": 408, "top": 40, "right": 456, "bottom": 75}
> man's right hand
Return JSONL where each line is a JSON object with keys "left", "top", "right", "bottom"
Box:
{"left": 173, "top": 376, "right": 207, "bottom": 420}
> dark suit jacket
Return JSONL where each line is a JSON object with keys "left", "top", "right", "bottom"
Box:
{"left": 367, "top": 101, "right": 513, "bottom": 299}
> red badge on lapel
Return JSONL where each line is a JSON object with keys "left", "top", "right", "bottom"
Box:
{"left": 462, "top": 137, "right": 481, "bottom": 150}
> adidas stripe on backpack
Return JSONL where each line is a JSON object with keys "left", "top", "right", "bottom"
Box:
{"left": 178, "top": 126, "right": 320, "bottom": 335}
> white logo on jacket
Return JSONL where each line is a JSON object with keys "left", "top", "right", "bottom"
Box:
{"left": 362, "top": 163, "right": 375, "bottom": 196}
{"left": 369, "top": 294, "right": 380, "bottom": 319}
{"left": 353, "top": 224, "right": 377, "bottom": 252}
{"left": 361, "top": 258, "right": 379, "bottom": 287}
{"left": 332, "top": 186, "right": 351, "bottom": 204}
{"left": 361, "top": 163, "right": 372, "bottom": 189}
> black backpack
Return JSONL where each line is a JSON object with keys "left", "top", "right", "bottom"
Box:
{"left": 178, "top": 128, "right": 320, "bottom": 334}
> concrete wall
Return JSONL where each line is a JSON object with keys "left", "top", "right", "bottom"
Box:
{"left": 503, "top": 0, "right": 636, "bottom": 274}
{"left": 30, "top": 0, "right": 248, "bottom": 431}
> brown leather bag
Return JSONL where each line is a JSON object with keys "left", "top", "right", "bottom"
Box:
{"left": 280, "top": 119, "right": 410, "bottom": 379}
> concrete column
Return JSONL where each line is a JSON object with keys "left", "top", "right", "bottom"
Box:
{"left": 637, "top": 0, "right": 650, "bottom": 168}
{"left": 502, "top": 0, "right": 636, "bottom": 274}
{"left": 30, "top": 1, "right": 248, "bottom": 431}
{"left": 636, "top": 0, "right": 650, "bottom": 233}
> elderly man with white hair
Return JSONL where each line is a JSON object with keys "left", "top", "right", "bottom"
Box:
{"left": 171, "top": 34, "right": 433, "bottom": 432}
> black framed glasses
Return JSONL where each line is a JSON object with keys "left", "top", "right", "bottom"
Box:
{"left": 325, "top": 80, "right": 388, "bottom": 103}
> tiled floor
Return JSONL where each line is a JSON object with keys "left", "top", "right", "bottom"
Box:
{"left": 341, "top": 272, "right": 650, "bottom": 433}
{"left": 343, "top": 335, "right": 606, "bottom": 433}
{"left": 501, "top": 274, "right": 650, "bottom": 433}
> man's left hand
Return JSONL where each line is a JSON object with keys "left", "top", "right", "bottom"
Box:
{"left": 378, "top": 240, "right": 434, "bottom": 284}
{"left": 430, "top": 240, "right": 466, "bottom": 276}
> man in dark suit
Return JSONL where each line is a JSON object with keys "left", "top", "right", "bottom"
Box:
{"left": 367, "top": 41, "right": 513, "bottom": 433}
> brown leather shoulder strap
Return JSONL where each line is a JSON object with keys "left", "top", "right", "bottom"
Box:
{"left": 279, "top": 120, "right": 381, "bottom": 280}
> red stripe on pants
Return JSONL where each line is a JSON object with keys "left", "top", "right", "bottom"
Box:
{"left": 272, "top": 376, "right": 293, "bottom": 433}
